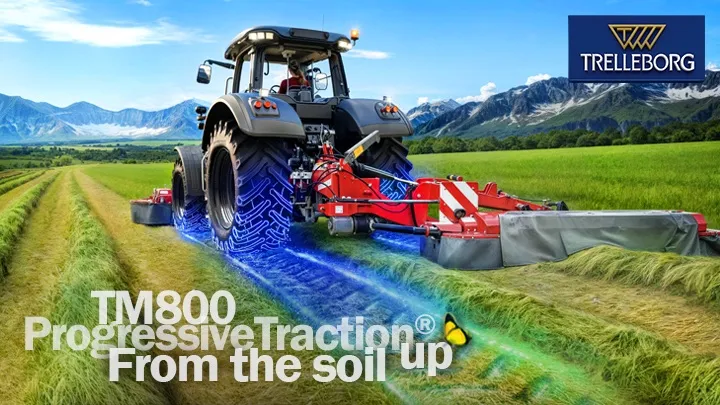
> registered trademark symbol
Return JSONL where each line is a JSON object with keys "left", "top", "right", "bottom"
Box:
{"left": 414, "top": 314, "right": 436, "bottom": 335}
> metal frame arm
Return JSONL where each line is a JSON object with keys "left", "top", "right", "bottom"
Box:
{"left": 476, "top": 182, "right": 550, "bottom": 211}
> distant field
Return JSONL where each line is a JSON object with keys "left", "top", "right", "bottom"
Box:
{"left": 78, "top": 139, "right": 199, "bottom": 148}
{"left": 411, "top": 141, "right": 720, "bottom": 227}
{"left": 83, "top": 163, "right": 173, "bottom": 198}
{"left": 8, "top": 140, "right": 199, "bottom": 151}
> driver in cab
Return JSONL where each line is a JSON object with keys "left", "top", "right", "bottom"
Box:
{"left": 279, "top": 60, "right": 309, "bottom": 94}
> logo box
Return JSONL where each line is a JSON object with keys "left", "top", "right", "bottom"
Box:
{"left": 568, "top": 15, "right": 705, "bottom": 82}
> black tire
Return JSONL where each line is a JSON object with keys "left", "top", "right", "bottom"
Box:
{"left": 172, "top": 159, "right": 209, "bottom": 233}
{"left": 205, "top": 121, "right": 293, "bottom": 253}
{"left": 361, "top": 138, "right": 414, "bottom": 200}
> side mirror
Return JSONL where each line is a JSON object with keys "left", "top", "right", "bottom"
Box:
{"left": 315, "top": 73, "right": 329, "bottom": 91}
{"left": 197, "top": 64, "right": 212, "bottom": 84}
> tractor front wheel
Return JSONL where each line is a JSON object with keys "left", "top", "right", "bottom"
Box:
{"left": 172, "top": 152, "right": 209, "bottom": 234}
{"left": 205, "top": 121, "right": 294, "bottom": 253}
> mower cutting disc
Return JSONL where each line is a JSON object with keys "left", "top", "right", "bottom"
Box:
{"left": 422, "top": 210, "right": 720, "bottom": 270}
{"left": 130, "top": 201, "right": 173, "bottom": 226}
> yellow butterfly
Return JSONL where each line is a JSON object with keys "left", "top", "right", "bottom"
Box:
{"left": 444, "top": 313, "right": 471, "bottom": 346}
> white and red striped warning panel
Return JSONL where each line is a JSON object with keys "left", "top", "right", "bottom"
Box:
{"left": 438, "top": 182, "right": 479, "bottom": 223}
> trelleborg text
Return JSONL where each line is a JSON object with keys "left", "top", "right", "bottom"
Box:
{"left": 580, "top": 53, "right": 695, "bottom": 72}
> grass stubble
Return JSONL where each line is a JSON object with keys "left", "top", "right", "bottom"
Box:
{"left": 24, "top": 174, "right": 170, "bottom": 405}
{"left": 0, "top": 171, "right": 65, "bottom": 403}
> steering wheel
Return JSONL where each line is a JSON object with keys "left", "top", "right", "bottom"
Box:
{"left": 269, "top": 85, "right": 280, "bottom": 94}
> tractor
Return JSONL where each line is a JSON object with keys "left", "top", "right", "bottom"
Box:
{"left": 168, "top": 25, "right": 719, "bottom": 269}
{"left": 172, "top": 26, "right": 413, "bottom": 253}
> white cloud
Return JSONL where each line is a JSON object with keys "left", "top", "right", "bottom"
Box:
{"left": 0, "top": 0, "right": 210, "bottom": 47}
{"left": 345, "top": 49, "right": 391, "bottom": 59}
{"left": 707, "top": 62, "right": 720, "bottom": 71}
{"left": 132, "top": 0, "right": 152, "bottom": 6}
{"left": 0, "top": 28, "right": 23, "bottom": 42}
{"left": 417, "top": 97, "right": 429, "bottom": 105}
{"left": 526, "top": 73, "right": 551, "bottom": 85}
{"left": 456, "top": 82, "right": 497, "bottom": 103}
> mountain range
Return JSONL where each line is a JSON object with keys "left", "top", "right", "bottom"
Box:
{"left": 0, "top": 94, "right": 206, "bottom": 144}
{"left": 410, "top": 70, "right": 720, "bottom": 139}
{"left": 406, "top": 99, "right": 460, "bottom": 127}
{"left": 2, "top": 70, "right": 720, "bottom": 144}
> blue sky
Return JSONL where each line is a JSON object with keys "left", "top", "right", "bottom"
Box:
{"left": 0, "top": 0, "right": 719, "bottom": 112}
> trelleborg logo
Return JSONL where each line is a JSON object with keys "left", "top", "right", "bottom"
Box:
{"left": 608, "top": 24, "right": 666, "bottom": 50}
{"left": 568, "top": 15, "right": 704, "bottom": 82}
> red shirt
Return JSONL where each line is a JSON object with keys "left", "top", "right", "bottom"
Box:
{"left": 279, "top": 76, "right": 308, "bottom": 94}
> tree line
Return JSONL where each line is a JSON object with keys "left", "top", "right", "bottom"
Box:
{"left": 0, "top": 144, "right": 182, "bottom": 170}
{"left": 405, "top": 120, "right": 720, "bottom": 155}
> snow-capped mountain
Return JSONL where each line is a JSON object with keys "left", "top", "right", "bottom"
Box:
{"left": 406, "top": 99, "right": 460, "bottom": 127}
{"left": 0, "top": 95, "right": 208, "bottom": 144}
{"left": 414, "top": 70, "right": 720, "bottom": 138}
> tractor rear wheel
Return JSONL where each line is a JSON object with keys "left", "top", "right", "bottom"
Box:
{"left": 205, "top": 121, "right": 294, "bottom": 253}
{"left": 361, "top": 138, "right": 414, "bottom": 200}
{"left": 172, "top": 155, "right": 209, "bottom": 233}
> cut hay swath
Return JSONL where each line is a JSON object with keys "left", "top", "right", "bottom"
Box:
{"left": 25, "top": 175, "right": 169, "bottom": 405}
{"left": 0, "top": 170, "right": 23, "bottom": 179}
{"left": 0, "top": 172, "right": 56, "bottom": 277}
{"left": 542, "top": 246, "right": 720, "bottom": 305}
{"left": 0, "top": 171, "right": 29, "bottom": 185}
{"left": 305, "top": 226, "right": 720, "bottom": 405}
{"left": 0, "top": 171, "right": 46, "bottom": 197}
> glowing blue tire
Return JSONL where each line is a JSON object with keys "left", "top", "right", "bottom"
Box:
{"left": 205, "top": 121, "right": 293, "bottom": 254}
{"left": 172, "top": 159, "right": 209, "bottom": 233}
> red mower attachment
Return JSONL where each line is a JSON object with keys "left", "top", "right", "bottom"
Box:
{"left": 311, "top": 131, "right": 720, "bottom": 270}
{"left": 130, "top": 188, "right": 173, "bottom": 226}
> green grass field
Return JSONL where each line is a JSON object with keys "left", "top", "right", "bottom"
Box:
{"left": 83, "top": 163, "right": 173, "bottom": 198}
{"left": 0, "top": 142, "right": 718, "bottom": 404}
{"left": 411, "top": 142, "right": 720, "bottom": 227}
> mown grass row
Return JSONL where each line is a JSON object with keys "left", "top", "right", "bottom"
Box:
{"left": 0, "top": 170, "right": 23, "bottom": 179}
{"left": 0, "top": 171, "right": 28, "bottom": 185}
{"left": 0, "top": 173, "right": 56, "bottom": 277}
{"left": 25, "top": 176, "right": 169, "bottom": 405}
{"left": 541, "top": 246, "right": 720, "bottom": 306}
{"left": 0, "top": 171, "right": 46, "bottom": 197}
{"left": 304, "top": 226, "right": 720, "bottom": 405}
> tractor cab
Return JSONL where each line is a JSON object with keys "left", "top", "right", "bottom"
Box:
{"left": 197, "top": 26, "right": 355, "bottom": 120}
{"left": 194, "top": 25, "right": 413, "bottom": 156}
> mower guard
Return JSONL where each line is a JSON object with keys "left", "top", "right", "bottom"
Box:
{"left": 130, "top": 201, "right": 173, "bottom": 226}
{"left": 422, "top": 210, "right": 720, "bottom": 270}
